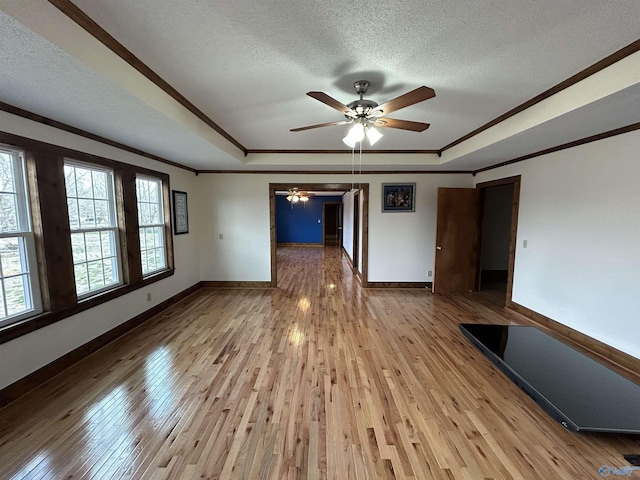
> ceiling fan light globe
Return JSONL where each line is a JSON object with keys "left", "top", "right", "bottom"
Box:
{"left": 366, "top": 126, "right": 383, "bottom": 145}
{"left": 351, "top": 123, "right": 365, "bottom": 142}
{"left": 343, "top": 134, "right": 357, "bottom": 148}
{"left": 286, "top": 195, "right": 293, "bottom": 201}
{"left": 292, "top": 196, "right": 300, "bottom": 203}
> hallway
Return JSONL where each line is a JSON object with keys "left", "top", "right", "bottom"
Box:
{"left": 0, "top": 247, "right": 636, "bottom": 479}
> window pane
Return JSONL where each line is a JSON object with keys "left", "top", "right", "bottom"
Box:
{"left": 0, "top": 154, "right": 16, "bottom": 193}
{"left": 75, "top": 167, "right": 93, "bottom": 198}
{"left": 0, "top": 237, "right": 23, "bottom": 276}
{"left": 147, "top": 252, "right": 157, "bottom": 272}
{"left": 141, "top": 249, "right": 148, "bottom": 272}
{"left": 85, "top": 231, "right": 101, "bottom": 261}
{"left": 103, "top": 259, "right": 116, "bottom": 285}
{"left": 0, "top": 193, "right": 18, "bottom": 232}
{"left": 5, "top": 275, "right": 28, "bottom": 316}
{"left": 64, "top": 164, "right": 76, "bottom": 197}
{"left": 148, "top": 181, "right": 158, "bottom": 202}
{"left": 100, "top": 231, "right": 114, "bottom": 257}
{"left": 68, "top": 198, "right": 80, "bottom": 230}
{"left": 136, "top": 179, "right": 149, "bottom": 202}
{"left": 145, "top": 228, "right": 156, "bottom": 250}
{"left": 154, "top": 227, "right": 165, "bottom": 247}
{"left": 138, "top": 202, "right": 150, "bottom": 225}
{"left": 74, "top": 263, "right": 89, "bottom": 295}
{"left": 71, "top": 233, "right": 86, "bottom": 264}
{"left": 149, "top": 204, "right": 160, "bottom": 224}
{"left": 95, "top": 200, "right": 110, "bottom": 227}
{"left": 92, "top": 170, "right": 108, "bottom": 199}
{"left": 87, "top": 260, "right": 105, "bottom": 290}
{"left": 78, "top": 199, "right": 95, "bottom": 229}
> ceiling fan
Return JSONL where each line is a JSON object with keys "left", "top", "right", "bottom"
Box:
{"left": 290, "top": 80, "right": 435, "bottom": 147}
{"left": 285, "top": 188, "right": 311, "bottom": 207}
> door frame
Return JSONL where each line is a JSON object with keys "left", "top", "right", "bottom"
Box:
{"left": 475, "top": 175, "right": 521, "bottom": 307}
{"left": 352, "top": 190, "right": 360, "bottom": 273}
{"left": 269, "top": 183, "right": 369, "bottom": 287}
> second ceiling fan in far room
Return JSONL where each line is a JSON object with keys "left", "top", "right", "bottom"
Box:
{"left": 290, "top": 80, "right": 436, "bottom": 147}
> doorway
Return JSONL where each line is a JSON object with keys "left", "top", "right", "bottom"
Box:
{"left": 269, "top": 183, "right": 369, "bottom": 288}
{"left": 477, "top": 176, "right": 521, "bottom": 307}
{"left": 322, "top": 202, "right": 341, "bottom": 246}
{"left": 432, "top": 176, "right": 520, "bottom": 306}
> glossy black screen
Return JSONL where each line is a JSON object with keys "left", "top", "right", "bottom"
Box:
{"left": 459, "top": 323, "right": 640, "bottom": 434}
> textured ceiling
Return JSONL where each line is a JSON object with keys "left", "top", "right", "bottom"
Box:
{"left": 0, "top": 0, "right": 639, "bottom": 171}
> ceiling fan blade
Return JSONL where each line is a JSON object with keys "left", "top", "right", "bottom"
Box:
{"left": 372, "top": 86, "right": 435, "bottom": 116}
{"left": 373, "top": 118, "right": 431, "bottom": 132}
{"left": 307, "top": 92, "right": 356, "bottom": 117}
{"left": 290, "top": 120, "right": 351, "bottom": 132}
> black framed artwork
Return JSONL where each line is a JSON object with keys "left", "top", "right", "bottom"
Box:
{"left": 172, "top": 190, "right": 189, "bottom": 234}
{"left": 382, "top": 183, "right": 415, "bottom": 212}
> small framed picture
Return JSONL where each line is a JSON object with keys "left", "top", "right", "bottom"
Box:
{"left": 382, "top": 183, "right": 415, "bottom": 212}
{"left": 172, "top": 190, "right": 189, "bottom": 234}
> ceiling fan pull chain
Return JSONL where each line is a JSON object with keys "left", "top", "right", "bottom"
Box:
{"left": 358, "top": 141, "right": 363, "bottom": 189}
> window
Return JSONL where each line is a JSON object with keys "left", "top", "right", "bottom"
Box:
{"left": 65, "top": 162, "right": 121, "bottom": 297}
{"left": 0, "top": 132, "right": 175, "bottom": 342}
{"left": 0, "top": 146, "right": 41, "bottom": 325}
{"left": 136, "top": 176, "right": 166, "bottom": 275}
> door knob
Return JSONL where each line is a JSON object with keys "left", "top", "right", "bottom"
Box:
{"left": 436, "top": 246, "right": 442, "bottom": 250}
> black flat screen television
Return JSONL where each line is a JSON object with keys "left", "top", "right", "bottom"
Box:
{"left": 459, "top": 323, "right": 640, "bottom": 434}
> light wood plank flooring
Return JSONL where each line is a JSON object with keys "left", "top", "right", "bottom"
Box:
{"left": 0, "top": 246, "right": 638, "bottom": 479}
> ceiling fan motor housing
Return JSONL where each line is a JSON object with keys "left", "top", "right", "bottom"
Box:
{"left": 353, "top": 80, "right": 370, "bottom": 95}
{"left": 346, "top": 99, "right": 379, "bottom": 118}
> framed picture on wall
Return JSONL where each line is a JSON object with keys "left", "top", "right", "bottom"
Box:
{"left": 382, "top": 183, "right": 415, "bottom": 212}
{"left": 172, "top": 190, "right": 189, "bottom": 234}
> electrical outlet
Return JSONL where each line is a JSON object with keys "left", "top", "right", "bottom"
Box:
{"left": 428, "top": 270, "right": 432, "bottom": 277}
{"left": 523, "top": 239, "right": 528, "bottom": 248}
{"left": 219, "top": 233, "right": 224, "bottom": 240}
{"left": 146, "top": 292, "right": 152, "bottom": 302}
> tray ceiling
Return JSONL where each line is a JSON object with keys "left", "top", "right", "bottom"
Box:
{"left": 0, "top": 0, "right": 639, "bottom": 171}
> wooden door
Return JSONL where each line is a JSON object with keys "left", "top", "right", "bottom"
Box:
{"left": 433, "top": 188, "right": 479, "bottom": 293}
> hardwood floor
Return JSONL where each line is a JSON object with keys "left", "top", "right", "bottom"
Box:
{"left": 0, "top": 246, "right": 638, "bottom": 479}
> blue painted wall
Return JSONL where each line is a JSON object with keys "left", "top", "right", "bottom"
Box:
{"left": 276, "top": 195, "right": 339, "bottom": 244}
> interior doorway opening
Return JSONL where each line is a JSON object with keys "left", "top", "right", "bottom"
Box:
{"left": 477, "top": 176, "right": 521, "bottom": 307}
{"left": 269, "top": 183, "right": 369, "bottom": 288}
{"left": 322, "top": 202, "right": 341, "bottom": 246}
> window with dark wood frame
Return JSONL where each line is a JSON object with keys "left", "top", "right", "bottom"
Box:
{"left": 0, "top": 132, "right": 175, "bottom": 345}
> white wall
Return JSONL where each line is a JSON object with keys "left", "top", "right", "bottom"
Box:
{"left": 196, "top": 174, "right": 272, "bottom": 281}
{"left": 0, "top": 112, "right": 202, "bottom": 390}
{"left": 475, "top": 129, "right": 640, "bottom": 360}
{"left": 196, "top": 173, "right": 474, "bottom": 283}
{"left": 367, "top": 174, "right": 473, "bottom": 282}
